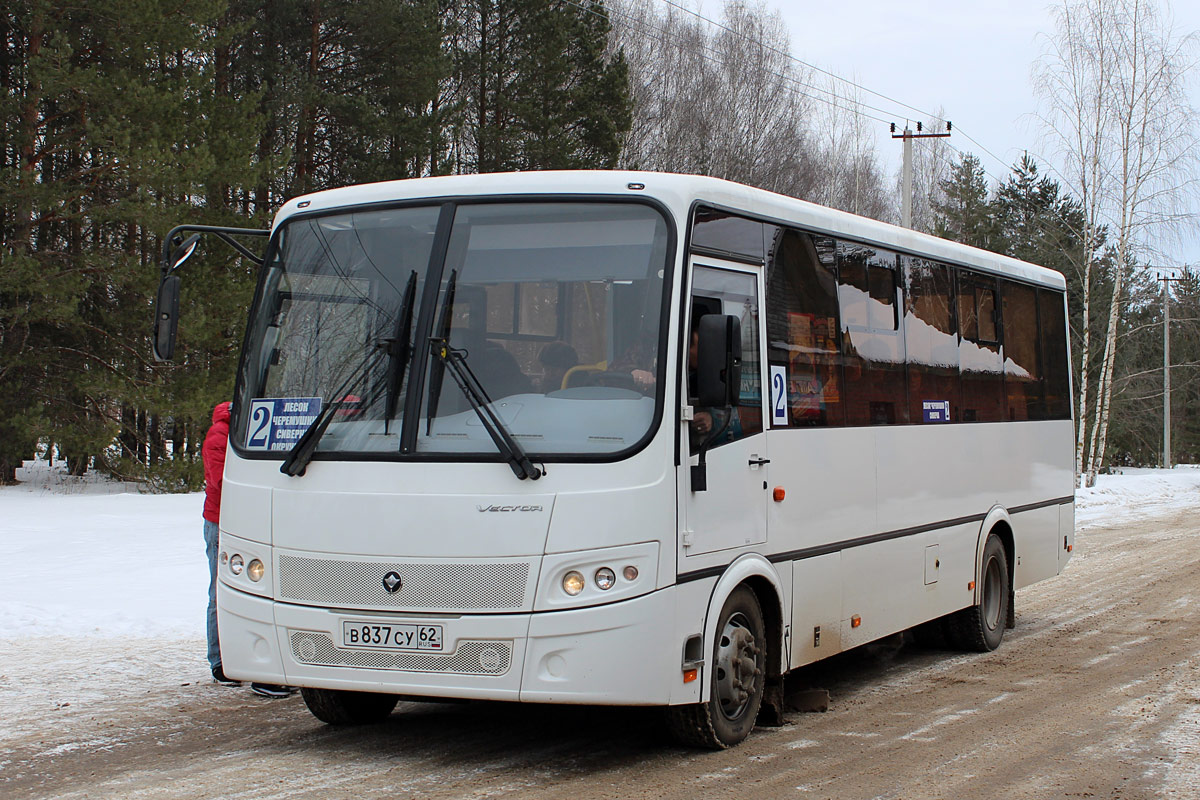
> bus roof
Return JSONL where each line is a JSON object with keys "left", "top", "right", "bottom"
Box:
{"left": 274, "top": 171, "right": 1067, "bottom": 291}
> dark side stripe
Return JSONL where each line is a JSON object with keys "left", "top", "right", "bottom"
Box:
{"left": 676, "top": 495, "right": 1074, "bottom": 584}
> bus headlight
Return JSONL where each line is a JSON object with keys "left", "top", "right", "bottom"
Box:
{"left": 562, "top": 571, "right": 585, "bottom": 596}
{"left": 594, "top": 567, "right": 616, "bottom": 590}
{"left": 230, "top": 554, "right": 244, "bottom": 575}
{"left": 247, "top": 559, "right": 265, "bottom": 582}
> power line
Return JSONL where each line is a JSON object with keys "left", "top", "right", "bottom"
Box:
{"left": 578, "top": 0, "right": 1103, "bottom": 257}
{"left": 654, "top": 0, "right": 945, "bottom": 125}
{"left": 565, "top": 0, "right": 896, "bottom": 126}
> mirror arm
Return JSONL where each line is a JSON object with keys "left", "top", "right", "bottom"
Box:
{"left": 160, "top": 224, "right": 270, "bottom": 277}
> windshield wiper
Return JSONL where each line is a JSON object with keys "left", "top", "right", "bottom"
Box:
{"left": 382, "top": 270, "right": 419, "bottom": 434}
{"left": 280, "top": 346, "right": 389, "bottom": 477}
{"left": 428, "top": 338, "right": 542, "bottom": 481}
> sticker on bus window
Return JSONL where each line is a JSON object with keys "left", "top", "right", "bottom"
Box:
{"left": 770, "top": 365, "right": 789, "bottom": 426}
{"left": 922, "top": 400, "right": 950, "bottom": 423}
{"left": 245, "top": 397, "right": 322, "bottom": 450}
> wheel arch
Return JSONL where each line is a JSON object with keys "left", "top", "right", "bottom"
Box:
{"left": 976, "top": 507, "right": 1016, "bottom": 625}
{"left": 699, "top": 554, "right": 785, "bottom": 702}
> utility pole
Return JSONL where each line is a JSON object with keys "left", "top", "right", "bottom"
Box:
{"left": 1156, "top": 269, "right": 1184, "bottom": 468}
{"left": 892, "top": 121, "right": 952, "bottom": 229}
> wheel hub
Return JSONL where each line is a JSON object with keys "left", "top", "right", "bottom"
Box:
{"left": 715, "top": 613, "right": 762, "bottom": 720}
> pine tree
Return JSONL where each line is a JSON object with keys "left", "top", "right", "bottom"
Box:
{"left": 933, "top": 153, "right": 995, "bottom": 250}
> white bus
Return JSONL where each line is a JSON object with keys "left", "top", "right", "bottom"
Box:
{"left": 154, "top": 171, "right": 1074, "bottom": 748}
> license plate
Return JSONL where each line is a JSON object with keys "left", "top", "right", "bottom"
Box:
{"left": 340, "top": 621, "right": 443, "bottom": 651}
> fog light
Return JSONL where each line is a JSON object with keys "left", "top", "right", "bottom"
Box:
{"left": 562, "top": 571, "right": 585, "bottom": 596}
{"left": 622, "top": 565, "right": 639, "bottom": 581}
{"left": 247, "top": 559, "right": 264, "bottom": 582}
{"left": 230, "top": 554, "right": 244, "bottom": 575}
{"left": 594, "top": 567, "right": 616, "bottom": 590}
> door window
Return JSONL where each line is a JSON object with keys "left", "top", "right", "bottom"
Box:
{"left": 689, "top": 266, "right": 764, "bottom": 450}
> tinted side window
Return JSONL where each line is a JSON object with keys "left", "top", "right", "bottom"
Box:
{"left": 691, "top": 208, "right": 765, "bottom": 262}
{"left": 1039, "top": 289, "right": 1072, "bottom": 420}
{"left": 1002, "top": 281, "right": 1043, "bottom": 420}
{"left": 765, "top": 230, "right": 844, "bottom": 427}
{"left": 904, "top": 257, "right": 961, "bottom": 423}
{"left": 958, "top": 271, "right": 1004, "bottom": 422}
{"left": 839, "top": 241, "right": 907, "bottom": 425}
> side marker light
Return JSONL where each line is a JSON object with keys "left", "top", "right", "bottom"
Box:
{"left": 851, "top": 614, "right": 861, "bottom": 628}
{"left": 1067, "top": 544, "right": 1073, "bottom": 552}
{"left": 773, "top": 486, "right": 786, "bottom": 502}
{"left": 683, "top": 668, "right": 698, "bottom": 683}
{"left": 968, "top": 581, "right": 976, "bottom": 591}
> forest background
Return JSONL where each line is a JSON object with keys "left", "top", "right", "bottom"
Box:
{"left": 1, "top": 0, "right": 1197, "bottom": 488}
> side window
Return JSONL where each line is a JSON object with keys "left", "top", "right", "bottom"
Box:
{"left": 904, "top": 257, "right": 961, "bottom": 423}
{"left": 958, "top": 271, "right": 1004, "bottom": 422}
{"left": 765, "top": 230, "right": 844, "bottom": 427}
{"left": 689, "top": 266, "right": 764, "bottom": 449}
{"left": 691, "top": 208, "right": 766, "bottom": 263}
{"left": 839, "top": 241, "right": 907, "bottom": 425}
{"left": 1002, "top": 281, "right": 1043, "bottom": 420}
{"left": 1039, "top": 289, "right": 1072, "bottom": 420}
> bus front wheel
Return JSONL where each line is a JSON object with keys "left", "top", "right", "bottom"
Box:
{"left": 666, "top": 586, "right": 766, "bottom": 749}
{"left": 301, "top": 687, "right": 399, "bottom": 725}
{"left": 947, "top": 533, "right": 1011, "bottom": 652}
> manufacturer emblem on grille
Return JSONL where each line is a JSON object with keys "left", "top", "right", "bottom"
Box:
{"left": 382, "top": 571, "right": 403, "bottom": 593}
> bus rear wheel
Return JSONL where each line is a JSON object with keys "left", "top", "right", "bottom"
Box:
{"left": 666, "top": 586, "right": 766, "bottom": 749}
{"left": 947, "top": 533, "right": 1010, "bottom": 652}
{"left": 301, "top": 687, "right": 399, "bottom": 725}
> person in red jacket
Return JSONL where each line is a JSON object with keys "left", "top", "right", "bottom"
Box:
{"left": 202, "top": 402, "right": 233, "bottom": 684}
{"left": 203, "top": 402, "right": 294, "bottom": 698}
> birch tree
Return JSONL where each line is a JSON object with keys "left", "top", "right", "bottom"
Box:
{"left": 1035, "top": 0, "right": 1199, "bottom": 486}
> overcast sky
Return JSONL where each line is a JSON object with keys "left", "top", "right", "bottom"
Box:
{"left": 696, "top": 0, "right": 1200, "bottom": 265}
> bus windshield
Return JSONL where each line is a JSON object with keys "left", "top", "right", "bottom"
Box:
{"left": 234, "top": 201, "right": 672, "bottom": 460}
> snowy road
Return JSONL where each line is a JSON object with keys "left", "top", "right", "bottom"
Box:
{"left": 3, "top": 469, "right": 1200, "bottom": 798}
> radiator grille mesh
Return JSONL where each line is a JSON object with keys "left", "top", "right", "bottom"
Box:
{"left": 289, "top": 631, "right": 512, "bottom": 675}
{"left": 278, "top": 554, "right": 530, "bottom": 611}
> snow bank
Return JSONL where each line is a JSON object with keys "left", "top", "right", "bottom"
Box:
{"left": 1, "top": 459, "right": 205, "bottom": 639}
{"left": 1075, "top": 466, "right": 1200, "bottom": 529}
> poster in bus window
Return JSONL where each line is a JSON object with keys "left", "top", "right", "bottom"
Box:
{"left": 786, "top": 312, "right": 839, "bottom": 421}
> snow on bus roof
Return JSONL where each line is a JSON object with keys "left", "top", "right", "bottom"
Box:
{"left": 274, "top": 171, "right": 1066, "bottom": 291}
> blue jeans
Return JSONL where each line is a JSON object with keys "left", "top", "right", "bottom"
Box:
{"left": 204, "top": 519, "right": 221, "bottom": 672}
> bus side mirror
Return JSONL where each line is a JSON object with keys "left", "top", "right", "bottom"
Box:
{"left": 153, "top": 274, "right": 181, "bottom": 362}
{"left": 696, "top": 314, "right": 741, "bottom": 408}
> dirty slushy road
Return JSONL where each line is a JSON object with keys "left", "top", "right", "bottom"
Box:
{"left": 4, "top": 508, "right": 1199, "bottom": 800}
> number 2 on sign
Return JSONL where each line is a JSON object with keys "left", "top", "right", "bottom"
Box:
{"left": 770, "top": 365, "right": 788, "bottom": 426}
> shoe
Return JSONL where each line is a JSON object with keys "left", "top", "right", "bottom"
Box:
{"left": 212, "top": 665, "right": 240, "bottom": 686}
{"left": 250, "top": 683, "right": 295, "bottom": 698}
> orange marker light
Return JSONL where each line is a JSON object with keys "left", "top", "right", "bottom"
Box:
{"left": 1067, "top": 545, "right": 1073, "bottom": 552}
{"left": 850, "top": 615, "right": 861, "bottom": 628}
{"left": 683, "top": 668, "right": 698, "bottom": 683}
{"left": 968, "top": 581, "right": 975, "bottom": 591}
{"left": 773, "top": 486, "right": 786, "bottom": 502}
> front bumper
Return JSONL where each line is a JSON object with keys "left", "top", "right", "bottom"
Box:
{"left": 217, "top": 581, "right": 681, "bottom": 705}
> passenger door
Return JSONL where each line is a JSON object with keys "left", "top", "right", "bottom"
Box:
{"left": 681, "top": 262, "right": 769, "bottom": 557}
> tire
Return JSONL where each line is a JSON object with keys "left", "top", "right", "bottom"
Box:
{"left": 301, "top": 687, "right": 399, "bottom": 725}
{"left": 946, "top": 533, "right": 1011, "bottom": 652}
{"left": 666, "top": 586, "right": 766, "bottom": 749}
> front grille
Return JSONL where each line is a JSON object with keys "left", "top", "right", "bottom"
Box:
{"left": 277, "top": 554, "right": 531, "bottom": 611}
{"left": 289, "top": 631, "right": 512, "bottom": 675}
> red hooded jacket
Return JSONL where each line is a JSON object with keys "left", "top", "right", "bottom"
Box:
{"left": 202, "top": 402, "right": 232, "bottom": 523}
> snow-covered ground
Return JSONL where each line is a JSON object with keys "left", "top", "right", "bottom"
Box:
{"left": 2, "top": 458, "right": 1199, "bottom": 642}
